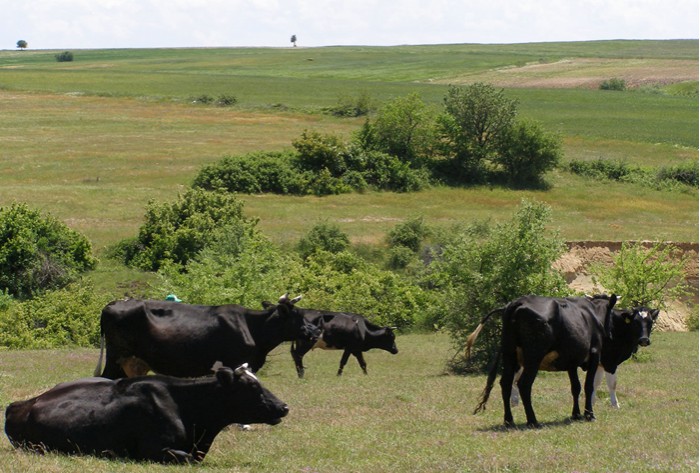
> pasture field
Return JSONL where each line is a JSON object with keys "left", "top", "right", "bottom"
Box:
{"left": 0, "top": 331, "right": 697, "bottom": 472}
{"left": 0, "top": 41, "right": 697, "bottom": 255}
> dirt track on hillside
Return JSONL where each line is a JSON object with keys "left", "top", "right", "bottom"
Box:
{"left": 555, "top": 242, "right": 698, "bottom": 331}
{"left": 438, "top": 58, "right": 698, "bottom": 89}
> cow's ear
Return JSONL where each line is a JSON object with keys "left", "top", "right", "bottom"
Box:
{"left": 216, "top": 367, "right": 235, "bottom": 386}
{"left": 650, "top": 309, "right": 660, "bottom": 321}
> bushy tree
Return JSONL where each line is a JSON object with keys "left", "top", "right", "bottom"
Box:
{"left": 122, "top": 189, "right": 250, "bottom": 271}
{"left": 493, "top": 119, "right": 561, "bottom": 187}
{"left": 297, "top": 221, "right": 350, "bottom": 259}
{"left": 438, "top": 83, "right": 518, "bottom": 182}
{"left": 591, "top": 241, "right": 691, "bottom": 311}
{"left": 359, "top": 92, "right": 436, "bottom": 166}
{"left": 0, "top": 203, "right": 96, "bottom": 299}
{"left": 16, "top": 40, "right": 27, "bottom": 50}
{"left": 55, "top": 51, "right": 74, "bottom": 62}
{"left": 424, "top": 199, "right": 568, "bottom": 372}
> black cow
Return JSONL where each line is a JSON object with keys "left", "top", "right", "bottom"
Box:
{"left": 5, "top": 364, "right": 288, "bottom": 464}
{"left": 94, "top": 294, "right": 319, "bottom": 379}
{"left": 288, "top": 308, "right": 398, "bottom": 378}
{"left": 508, "top": 306, "right": 659, "bottom": 409}
{"left": 466, "top": 294, "right": 618, "bottom": 428}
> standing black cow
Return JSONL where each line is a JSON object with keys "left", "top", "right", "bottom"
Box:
{"left": 508, "top": 306, "right": 659, "bottom": 409}
{"left": 289, "top": 309, "right": 398, "bottom": 378}
{"left": 466, "top": 294, "right": 618, "bottom": 428}
{"left": 5, "top": 364, "right": 288, "bottom": 463}
{"left": 95, "top": 294, "right": 319, "bottom": 379}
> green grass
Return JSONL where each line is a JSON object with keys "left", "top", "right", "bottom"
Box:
{"left": 0, "top": 331, "right": 697, "bottom": 472}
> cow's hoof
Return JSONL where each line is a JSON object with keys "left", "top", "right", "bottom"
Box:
{"left": 571, "top": 413, "right": 584, "bottom": 421}
{"left": 584, "top": 411, "right": 596, "bottom": 422}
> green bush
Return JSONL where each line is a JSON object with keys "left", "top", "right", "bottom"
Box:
{"left": 122, "top": 188, "right": 250, "bottom": 271}
{"left": 0, "top": 203, "right": 97, "bottom": 299}
{"left": 657, "top": 160, "right": 698, "bottom": 187}
{"left": 424, "top": 199, "right": 568, "bottom": 372}
{"left": 216, "top": 94, "right": 238, "bottom": 106}
{"left": 0, "top": 281, "right": 105, "bottom": 349}
{"left": 599, "top": 78, "right": 627, "bottom": 91}
{"left": 192, "top": 151, "right": 306, "bottom": 194}
{"left": 591, "top": 241, "right": 691, "bottom": 311}
{"left": 55, "top": 51, "right": 74, "bottom": 62}
{"left": 327, "top": 91, "right": 374, "bottom": 117}
{"left": 386, "top": 216, "right": 430, "bottom": 252}
{"left": 158, "top": 222, "right": 299, "bottom": 307}
{"left": 297, "top": 221, "right": 351, "bottom": 259}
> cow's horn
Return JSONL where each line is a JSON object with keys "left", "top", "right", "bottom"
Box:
{"left": 291, "top": 295, "right": 303, "bottom": 304}
{"left": 234, "top": 363, "right": 250, "bottom": 376}
{"left": 279, "top": 293, "right": 290, "bottom": 303}
{"left": 211, "top": 360, "right": 224, "bottom": 372}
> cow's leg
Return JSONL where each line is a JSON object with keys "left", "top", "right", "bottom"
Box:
{"left": 354, "top": 352, "right": 368, "bottom": 374}
{"left": 291, "top": 342, "right": 311, "bottom": 379}
{"left": 583, "top": 360, "right": 599, "bottom": 421}
{"left": 568, "top": 368, "right": 583, "bottom": 420}
{"left": 510, "top": 366, "right": 524, "bottom": 407}
{"left": 337, "top": 349, "right": 352, "bottom": 376}
{"left": 500, "top": 352, "right": 518, "bottom": 427}
{"left": 516, "top": 363, "right": 540, "bottom": 428}
{"left": 606, "top": 371, "right": 620, "bottom": 408}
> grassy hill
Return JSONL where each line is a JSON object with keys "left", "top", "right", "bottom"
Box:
{"left": 0, "top": 40, "right": 696, "bottom": 253}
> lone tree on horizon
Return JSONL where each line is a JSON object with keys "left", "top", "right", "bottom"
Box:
{"left": 16, "top": 40, "right": 28, "bottom": 50}
{"left": 290, "top": 35, "right": 297, "bottom": 47}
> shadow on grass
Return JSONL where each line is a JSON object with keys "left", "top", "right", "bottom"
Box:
{"left": 476, "top": 416, "right": 582, "bottom": 432}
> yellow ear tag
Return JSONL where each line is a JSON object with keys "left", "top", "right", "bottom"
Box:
{"left": 625, "top": 318, "right": 631, "bottom": 324}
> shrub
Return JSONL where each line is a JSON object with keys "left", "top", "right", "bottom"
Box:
{"left": 293, "top": 130, "right": 350, "bottom": 176}
{"left": 216, "top": 94, "right": 238, "bottom": 106}
{"left": 158, "top": 222, "right": 300, "bottom": 307}
{"left": 55, "top": 51, "right": 73, "bottom": 62}
{"left": 122, "top": 188, "right": 250, "bottom": 271}
{"left": 599, "top": 78, "right": 627, "bottom": 91}
{"left": 0, "top": 281, "right": 105, "bottom": 349}
{"left": 297, "top": 221, "right": 350, "bottom": 259}
{"left": 657, "top": 160, "right": 698, "bottom": 187}
{"left": 590, "top": 241, "right": 691, "bottom": 311}
{"left": 493, "top": 119, "right": 561, "bottom": 187}
{"left": 387, "top": 216, "right": 430, "bottom": 253}
{"left": 0, "top": 202, "right": 97, "bottom": 299}
{"left": 327, "top": 91, "right": 374, "bottom": 117}
{"left": 192, "top": 94, "right": 214, "bottom": 104}
{"left": 192, "top": 151, "right": 305, "bottom": 194}
{"left": 424, "top": 199, "right": 568, "bottom": 372}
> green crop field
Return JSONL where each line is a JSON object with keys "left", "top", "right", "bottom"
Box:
{"left": 0, "top": 332, "right": 697, "bottom": 472}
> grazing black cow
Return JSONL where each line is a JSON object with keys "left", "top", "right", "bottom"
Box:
{"left": 466, "top": 294, "right": 618, "bottom": 428}
{"left": 507, "top": 306, "right": 659, "bottom": 409}
{"left": 287, "top": 308, "right": 398, "bottom": 378}
{"left": 5, "top": 364, "right": 288, "bottom": 464}
{"left": 95, "top": 294, "right": 319, "bottom": 379}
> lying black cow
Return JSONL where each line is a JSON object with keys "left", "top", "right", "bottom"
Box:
{"left": 509, "top": 306, "right": 659, "bottom": 409}
{"left": 467, "top": 294, "right": 619, "bottom": 428}
{"left": 5, "top": 364, "right": 288, "bottom": 464}
{"left": 95, "top": 294, "right": 319, "bottom": 379}
{"left": 285, "top": 307, "right": 398, "bottom": 378}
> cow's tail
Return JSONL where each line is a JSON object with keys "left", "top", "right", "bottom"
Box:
{"left": 465, "top": 307, "right": 505, "bottom": 360}
{"left": 473, "top": 348, "right": 501, "bottom": 415}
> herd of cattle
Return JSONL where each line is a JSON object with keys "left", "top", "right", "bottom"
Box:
{"left": 4, "top": 292, "right": 658, "bottom": 463}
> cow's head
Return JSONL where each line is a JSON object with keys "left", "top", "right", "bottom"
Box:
{"left": 271, "top": 294, "right": 321, "bottom": 341}
{"left": 614, "top": 307, "right": 660, "bottom": 347}
{"left": 214, "top": 363, "right": 289, "bottom": 426}
{"left": 374, "top": 326, "right": 399, "bottom": 354}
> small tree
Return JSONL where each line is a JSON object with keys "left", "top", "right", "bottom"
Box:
{"left": 55, "top": 51, "right": 74, "bottom": 62}
{"left": 438, "top": 83, "right": 518, "bottom": 182}
{"left": 290, "top": 35, "right": 297, "bottom": 47}
{"left": 425, "top": 199, "right": 568, "bottom": 372}
{"left": 591, "top": 241, "right": 691, "bottom": 311}
{"left": 493, "top": 119, "right": 561, "bottom": 187}
{"left": 0, "top": 203, "right": 96, "bottom": 299}
{"left": 16, "top": 40, "right": 28, "bottom": 50}
{"left": 358, "top": 92, "right": 436, "bottom": 166}
{"left": 297, "top": 221, "right": 350, "bottom": 259}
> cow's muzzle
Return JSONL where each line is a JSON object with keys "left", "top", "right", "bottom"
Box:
{"left": 638, "top": 337, "right": 651, "bottom": 347}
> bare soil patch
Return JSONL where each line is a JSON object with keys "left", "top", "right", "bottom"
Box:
{"left": 440, "top": 58, "right": 698, "bottom": 89}
{"left": 554, "top": 241, "right": 698, "bottom": 331}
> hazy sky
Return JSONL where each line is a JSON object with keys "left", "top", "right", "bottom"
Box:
{"left": 3, "top": 0, "right": 698, "bottom": 50}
